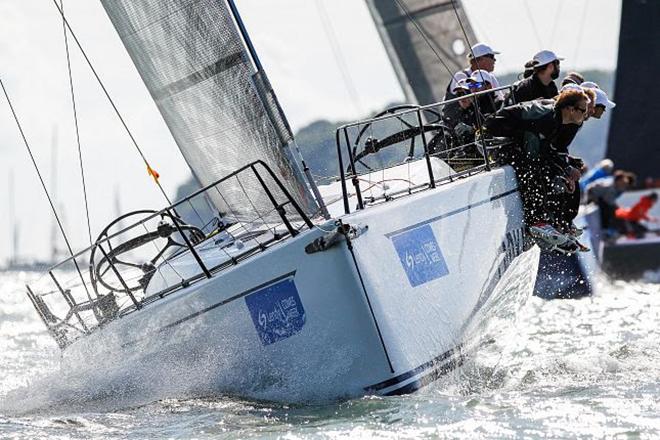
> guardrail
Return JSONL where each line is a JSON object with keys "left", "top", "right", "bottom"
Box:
{"left": 26, "top": 160, "right": 314, "bottom": 348}
{"left": 335, "top": 85, "right": 516, "bottom": 214}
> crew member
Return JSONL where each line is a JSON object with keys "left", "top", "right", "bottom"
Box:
{"left": 615, "top": 192, "right": 658, "bottom": 238}
{"left": 587, "top": 170, "right": 637, "bottom": 236}
{"left": 580, "top": 159, "right": 614, "bottom": 191}
{"left": 444, "top": 43, "right": 501, "bottom": 123}
{"left": 486, "top": 88, "right": 590, "bottom": 251}
{"left": 509, "top": 50, "right": 563, "bottom": 104}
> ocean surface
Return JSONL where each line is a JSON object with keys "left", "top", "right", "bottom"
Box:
{"left": 1, "top": 269, "right": 659, "bottom": 439}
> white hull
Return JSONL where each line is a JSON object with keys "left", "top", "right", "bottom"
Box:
{"left": 62, "top": 165, "right": 538, "bottom": 401}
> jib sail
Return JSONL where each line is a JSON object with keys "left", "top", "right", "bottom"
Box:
{"left": 100, "top": 0, "right": 318, "bottom": 221}
{"left": 365, "top": 0, "right": 477, "bottom": 106}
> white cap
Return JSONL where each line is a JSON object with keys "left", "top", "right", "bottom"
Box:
{"left": 532, "top": 50, "right": 564, "bottom": 67}
{"left": 469, "top": 69, "right": 495, "bottom": 85}
{"left": 560, "top": 83, "right": 583, "bottom": 92}
{"left": 593, "top": 88, "right": 616, "bottom": 109}
{"left": 453, "top": 78, "right": 471, "bottom": 92}
{"left": 469, "top": 43, "right": 500, "bottom": 59}
{"left": 581, "top": 81, "right": 600, "bottom": 89}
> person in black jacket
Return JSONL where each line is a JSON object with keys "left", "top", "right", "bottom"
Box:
{"left": 509, "top": 50, "right": 563, "bottom": 104}
{"left": 486, "top": 88, "right": 590, "bottom": 252}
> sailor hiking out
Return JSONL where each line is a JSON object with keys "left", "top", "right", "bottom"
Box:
{"left": 486, "top": 88, "right": 591, "bottom": 253}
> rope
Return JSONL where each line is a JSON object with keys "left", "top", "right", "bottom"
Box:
{"left": 391, "top": 0, "right": 457, "bottom": 80}
{"left": 315, "top": 0, "right": 363, "bottom": 115}
{"left": 50, "top": 0, "right": 172, "bottom": 205}
{"left": 450, "top": 0, "right": 491, "bottom": 170}
{"left": 0, "top": 77, "right": 97, "bottom": 305}
{"left": 522, "top": 0, "right": 544, "bottom": 49}
{"left": 570, "top": 0, "right": 591, "bottom": 71}
{"left": 59, "top": 0, "right": 92, "bottom": 245}
{"left": 549, "top": 0, "right": 564, "bottom": 49}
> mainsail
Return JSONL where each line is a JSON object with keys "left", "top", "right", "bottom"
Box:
{"left": 100, "top": 0, "right": 318, "bottom": 221}
{"left": 605, "top": 0, "right": 660, "bottom": 184}
{"left": 365, "top": 0, "right": 477, "bottom": 106}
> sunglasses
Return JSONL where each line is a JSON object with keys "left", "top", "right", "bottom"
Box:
{"left": 467, "top": 81, "right": 486, "bottom": 89}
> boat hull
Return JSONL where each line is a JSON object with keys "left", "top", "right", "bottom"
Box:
{"left": 62, "top": 166, "right": 539, "bottom": 401}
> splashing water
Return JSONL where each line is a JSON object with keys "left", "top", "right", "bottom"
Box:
{"left": 1, "top": 270, "right": 659, "bottom": 439}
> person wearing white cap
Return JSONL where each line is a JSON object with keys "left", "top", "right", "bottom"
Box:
{"left": 443, "top": 43, "right": 502, "bottom": 132}
{"left": 445, "top": 42, "right": 502, "bottom": 100}
{"left": 509, "top": 50, "right": 564, "bottom": 104}
{"left": 591, "top": 88, "right": 616, "bottom": 119}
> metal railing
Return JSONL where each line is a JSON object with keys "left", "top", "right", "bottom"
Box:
{"left": 26, "top": 160, "right": 314, "bottom": 349}
{"left": 335, "top": 85, "right": 516, "bottom": 214}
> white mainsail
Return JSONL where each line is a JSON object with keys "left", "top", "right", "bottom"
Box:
{"left": 100, "top": 0, "right": 318, "bottom": 221}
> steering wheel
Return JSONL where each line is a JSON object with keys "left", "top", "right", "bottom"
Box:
{"left": 347, "top": 105, "right": 447, "bottom": 173}
{"left": 89, "top": 210, "right": 206, "bottom": 296}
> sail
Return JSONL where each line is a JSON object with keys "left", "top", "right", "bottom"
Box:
{"left": 100, "top": 0, "right": 318, "bottom": 221}
{"left": 365, "top": 0, "right": 477, "bottom": 106}
{"left": 605, "top": 0, "right": 660, "bottom": 184}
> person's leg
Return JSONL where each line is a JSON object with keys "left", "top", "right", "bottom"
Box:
{"left": 597, "top": 200, "right": 616, "bottom": 230}
{"left": 630, "top": 221, "right": 648, "bottom": 239}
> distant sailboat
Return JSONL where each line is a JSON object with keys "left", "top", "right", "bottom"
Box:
{"left": 23, "top": 0, "right": 539, "bottom": 401}
{"left": 3, "top": 127, "right": 63, "bottom": 272}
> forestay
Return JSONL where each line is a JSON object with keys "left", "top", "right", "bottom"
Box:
{"left": 100, "top": 0, "right": 318, "bottom": 222}
{"left": 365, "top": 0, "right": 477, "bottom": 106}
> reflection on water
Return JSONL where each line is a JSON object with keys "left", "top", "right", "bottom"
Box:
{"left": 1, "top": 270, "right": 659, "bottom": 439}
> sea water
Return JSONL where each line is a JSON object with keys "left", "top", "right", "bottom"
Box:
{"left": 1, "top": 270, "right": 659, "bottom": 439}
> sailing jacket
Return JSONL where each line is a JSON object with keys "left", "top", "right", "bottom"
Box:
{"left": 485, "top": 100, "right": 579, "bottom": 176}
{"left": 508, "top": 75, "right": 558, "bottom": 104}
{"left": 586, "top": 177, "right": 623, "bottom": 206}
{"left": 615, "top": 195, "right": 656, "bottom": 222}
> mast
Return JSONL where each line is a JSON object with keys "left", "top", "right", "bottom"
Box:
{"left": 605, "top": 0, "right": 660, "bottom": 185}
{"left": 226, "top": 0, "right": 329, "bottom": 218}
{"left": 49, "top": 125, "right": 59, "bottom": 262}
{"left": 8, "top": 172, "right": 18, "bottom": 266}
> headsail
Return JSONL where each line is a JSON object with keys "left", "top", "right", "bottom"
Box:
{"left": 365, "top": 0, "right": 477, "bottom": 106}
{"left": 606, "top": 0, "right": 660, "bottom": 183}
{"left": 100, "top": 0, "right": 318, "bottom": 221}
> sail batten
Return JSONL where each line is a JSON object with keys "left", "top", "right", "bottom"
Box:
{"left": 101, "top": 0, "right": 317, "bottom": 221}
{"left": 365, "top": 0, "right": 477, "bottom": 106}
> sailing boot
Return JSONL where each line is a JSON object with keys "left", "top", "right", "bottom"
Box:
{"left": 528, "top": 223, "right": 571, "bottom": 248}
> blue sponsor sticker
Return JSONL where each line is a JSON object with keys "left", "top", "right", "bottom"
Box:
{"left": 390, "top": 224, "right": 449, "bottom": 287}
{"left": 244, "top": 277, "right": 306, "bottom": 346}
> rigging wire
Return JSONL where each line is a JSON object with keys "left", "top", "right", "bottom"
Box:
{"left": 0, "top": 77, "right": 96, "bottom": 304}
{"left": 549, "top": 0, "right": 565, "bottom": 49}
{"left": 450, "top": 0, "right": 491, "bottom": 169}
{"left": 522, "top": 0, "right": 544, "bottom": 49}
{"left": 315, "top": 0, "right": 363, "bottom": 116}
{"left": 59, "top": 0, "right": 92, "bottom": 246}
{"left": 570, "top": 0, "right": 591, "bottom": 72}
{"left": 49, "top": 0, "right": 172, "bottom": 206}
{"left": 391, "top": 0, "right": 458, "bottom": 80}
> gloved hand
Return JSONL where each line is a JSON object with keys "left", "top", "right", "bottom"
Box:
{"left": 454, "top": 122, "right": 475, "bottom": 139}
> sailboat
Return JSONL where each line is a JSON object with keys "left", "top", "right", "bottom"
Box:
{"left": 24, "top": 0, "right": 539, "bottom": 401}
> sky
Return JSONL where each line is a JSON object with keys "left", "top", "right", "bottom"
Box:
{"left": 0, "top": 0, "right": 621, "bottom": 263}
